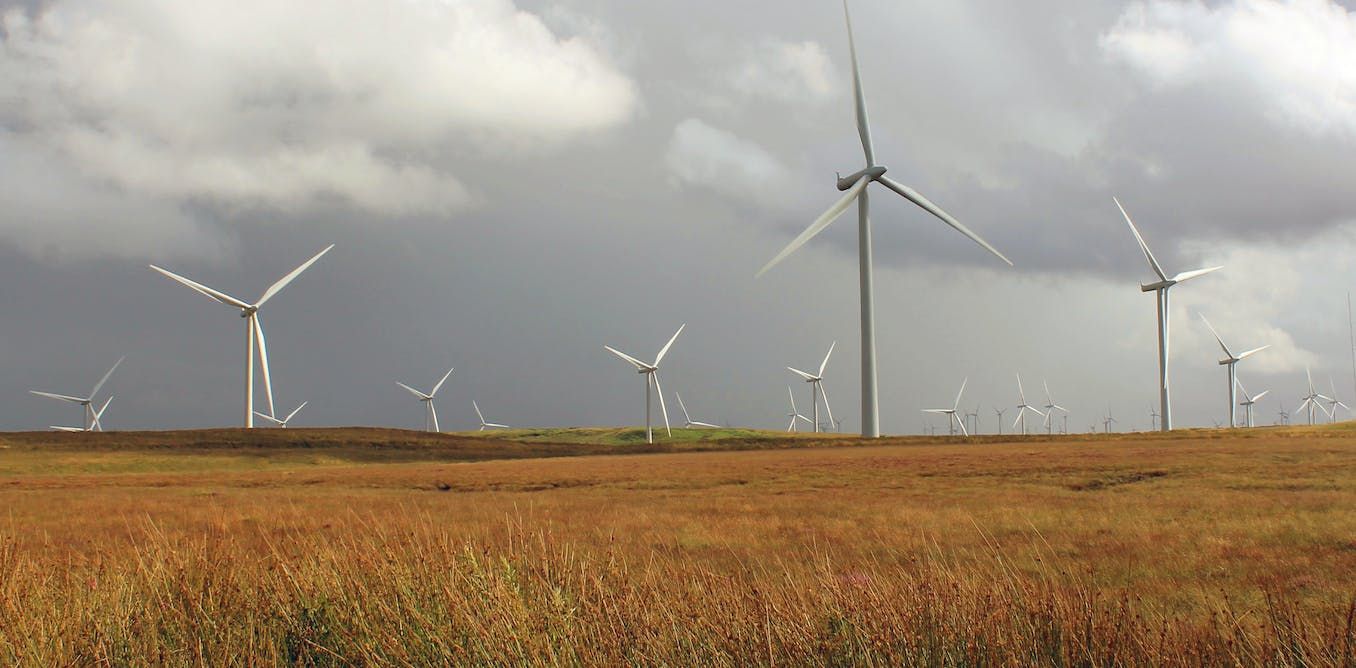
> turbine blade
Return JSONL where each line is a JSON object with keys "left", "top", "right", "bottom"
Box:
{"left": 654, "top": 324, "right": 685, "bottom": 366}
{"left": 787, "top": 367, "right": 818, "bottom": 381}
{"left": 30, "top": 390, "right": 87, "bottom": 404}
{"left": 953, "top": 377, "right": 968, "bottom": 411}
{"left": 149, "top": 265, "right": 250, "bottom": 308}
{"left": 877, "top": 175, "right": 1012, "bottom": 266}
{"left": 819, "top": 382, "right": 833, "bottom": 426}
{"left": 286, "top": 401, "right": 307, "bottom": 423}
{"left": 1016, "top": 373, "right": 1026, "bottom": 402}
{"left": 652, "top": 372, "right": 671, "bottom": 437}
{"left": 1253, "top": 390, "right": 1269, "bottom": 402}
{"left": 694, "top": 421, "right": 720, "bottom": 428}
{"left": 604, "top": 346, "right": 649, "bottom": 370}
{"left": 842, "top": 0, "right": 874, "bottom": 165}
{"left": 253, "top": 316, "right": 275, "bottom": 418}
{"left": 255, "top": 244, "right": 334, "bottom": 307}
{"left": 473, "top": 400, "right": 486, "bottom": 424}
{"left": 788, "top": 386, "right": 798, "bottom": 413}
{"left": 89, "top": 356, "right": 125, "bottom": 399}
{"left": 957, "top": 415, "right": 969, "bottom": 437}
{"left": 676, "top": 393, "right": 691, "bottom": 423}
{"left": 922, "top": 409, "right": 951, "bottom": 414}
{"left": 1237, "top": 345, "right": 1270, "bottom": 360}
{"left": 1197, "top": 314, "right": 1233, "bottom": 359}
{"left": 1171, "top": 266, "right": 1223, "bottom": 284}
{"left": 1113, "top": 197, "right": 1168, "bottom": 282}
{"left": 430, "top": 366, "right": 455, "bottom": 397}
{"left": 818, "top": 341, "right": 836, "bottom": 377}
{"left": 396, "top": 382, "right": 430, "bottom": 400}
{"left": 756, "top": 176, "right": 869, "bottom": 277}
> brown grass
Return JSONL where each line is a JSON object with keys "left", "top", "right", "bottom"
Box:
{"left": 0, "top": 426, "right": 1353, "bottom": 665}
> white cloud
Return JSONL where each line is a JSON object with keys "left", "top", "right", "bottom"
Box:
{"left": 1102, "top": 0, "right": 1356, "bottom": 136}
{"left": 664, "top": 118, "right": 792, "bottom": 208}
{"left": 0, "top": 0, "right": 638, "bottom": 257}
{"left": 728, "top": 39, "right": 837, "bottom": 103}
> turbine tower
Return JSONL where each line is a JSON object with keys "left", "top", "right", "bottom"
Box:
{"left": 1103, "top": 407, "right": 1118, "bottom": 434}
{"left": 993, "top": 407, "right": 1007, "bottom": 435}
{"left": 397, "top": 366, "right": 454, "bottom": 433}
{"left": 1326, "top": 377, "right": 1350, "bottom": 423}
{"left": 1041, "top": 380, "right": 1068, "bottom": 436}
{"left": 150, "top": 245, "right": 333, "bottom": 428}
{"left": 255, "top": 402, "right": 307, "bottom": 428}
{"left": 756, "top": 1, "right": 1011, "bottom": 438}
{"left": 1198, "top": 314, "right": 1268, "bottom": 428}
{"left": 676, "top": 393, "right": 720, "bottom": 429}
{"left": 1296, "top": 368, "right": 1333, "bottom": 426}
{"left": 1116, "top": 199, "right": 1221, "bottom": 431}
{"left": 30, "top": 356, "right": 124, "bottom": 431}
{"left": 604, "top": 324, "right": 685, "bottom": 444}
{"left": 787, "top": 342, "right": 836, "bottom": 434}
{"left": 473, "top": 401, "right": 510, "bottom": 431}
{"left": 786, "top": 387, "right": 812, "bottom": 432}
{"left": 922, "top": 377, "right": 969, "bottom": 436}
{"left": 1236, "top": 378, "right": 1267, "bottom": 429}
{"left": 1012, "top": 374, "right": 1046, "bottom": 435}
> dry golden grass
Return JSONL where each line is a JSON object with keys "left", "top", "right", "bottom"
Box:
{"left": 0, "top": 425, "right": 1353, "bottom": 665}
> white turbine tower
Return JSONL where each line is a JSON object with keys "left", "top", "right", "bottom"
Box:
{"left": 473, "top": 401, "right": 510, "bottom": 431}
{"left": 922, "top": 377, "right": 969, "bottom": 436}
{"left": 788, "top": 342, "right": 836, "bottom": 433}
{"left": 1297, "top": 367, "right": 1333, "bottom": 426}
{"left": 150, "top": 245, "right": 333, "bottom": 428}
{"left": 30, "top": 356, "right": 124, "bottom": 431}
{"left": 604, "top": 324, "right": 685, "bottom": 444}
{"left": 397, "top": 367, "right": 454, "bottom": 433}
{"left": 1041, "top": 380, "right": 1068, "bottom": 435}
{"left": 1198, "top": 314, "right": 1268, "bottom": 428}
{"left": 254, "top": 402, "right": 307, "bottom": 428}
{"left": 51, "top": 396, "right": 114, "bottom": 433}
{"left": 675, "top": 393, "right": 719, "bottom": 429}
{"left": 1116, "top": 199, "right": 1221, "bottom": 431}
{"left": 1236, "top": 379, "right": 1268, "bottom": 429}
{"left": 756, "top": 2, "right": 1011, "bottom": 438}
{"left": 1326, "top": 377, "right": 1350, "bottom": 423}
{"left": 1012, "top": 374, "right": 1046, "bottom": 435}
{"left": 786, "top": 387, "right": 812, "bottom": 432}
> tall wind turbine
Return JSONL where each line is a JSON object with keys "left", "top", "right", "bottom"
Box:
{"left": 255, "top": 402, "right": 307, "bottom": 428}
{"left": 1326, "top": 377, "right": 1350, "bottom": 423}
{"left": 1199, "top": 314, "right": 1268, "bottom": 428}
{"left": 1116, "top": 199, "right": 1221, "bottom": 431}
{"left": 397, "top": 367, "right": 454, "bottom": 433}
{"left": 1297, "top": 367, "right": 1333, "bottom": 426}
{"left": 604, "top": 324, "right": 684, "bottom": 444}
{"left": 1236, "top": 378, "right": 1267, "bottom": 429}
{"left": 1041, "top": 380, "right": 1068, "bottom": 435}
{"left": 473, "top": 401, "right": 510, "bottom": 431}
{"left": 1012, "top": 374, "right": 1046, "bottom": 435}
{"left": 786, "top": 387, "right": 812, "bottom": 432}
{"left": 1103, "top": 407, "right": 1118, "bottom": 434}
{"left": 756, "top": 2, "right": 1011, "bottom": 438}
{"left": 51, "top": 396, "right": 114, "bottom": 432}
{"left": 675, "top": 393, "right": 719, "bottom": 429}
{"left": 922, "top": 377, "right": 969, "bottom": 436}
{"left": 993, "top": 407, "right": 1007, "bottom": 435}
{"left": 788, "top": 342, "right": 836, "bottom": 434}
{"left": 150, "top": 245, "right": 333, "bottom": 428}
{"left": 30, "top": 356, "right": 124, "bottom": 431}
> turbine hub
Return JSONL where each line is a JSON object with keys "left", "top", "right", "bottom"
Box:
{"left": 835, "top": 165, "right": 887, "bottom": 191}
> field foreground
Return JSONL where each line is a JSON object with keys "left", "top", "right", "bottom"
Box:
{"left": 1, "top": 426, "right": 1354, "bottom": 665}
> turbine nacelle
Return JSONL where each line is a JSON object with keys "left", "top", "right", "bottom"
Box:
{"left": 836, "top": 165, "right": 887, "bottom": 191}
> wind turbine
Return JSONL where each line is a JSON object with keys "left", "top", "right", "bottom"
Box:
{"left": 1198, "top": 314, "right": 1268, "bottom": 428}
{"left": 1149, "top": 405, "right": 1160, "bottom": 432}
{"left": 675, "top": 393, "right": 719, "bottom": 429}
{"left": 756, "top": 1, "right": 1011, "bottom": 439}
{"left": 1116, "top": 199, "right": 1221, "bottom": 431}
{"left": 1103, "top": 407, "right": 1118, "bottom": 434}
{"left": 1012, "top": 374, "right": 1046, "bottom": 435}
{"left": 1236, "top": 378, "right": 1267, "bottom": 429}
{"left": 150, "top": 245, "right": 333, "bottom": 428}
{"left": 965, "top": 405, "right": 980, "bottom": 436}
{"left": 1326, "top": 377, "right": 1350, "bottom": 423}
{"left": 396, "top": 366, "right": 454, "bottom": 433}
{"left": 255, "top": 402, "right": 307, "bottom": 428}
{"left": 51, "top": 396, "right": 114, "bottom": 433}
{"left": 604, "top": 324, "right": 685, "bottom": 444}
{"left": 30, "top": 356, "right": 124, "bottom": 431}
{"left": 788, "top": 342, "right": 836, "bottom": 434}
{"left": 473, "top": 401, "right": 510, "bottom": 431}
{"left": 786, "top": 386, "right": 812, "bottom": 432}
{"left": 922, "top": 378, "right": 969, "bottom": 436}
{"left": 993, "top": 407, "right": 1007, "bottom": 435}
{"left": 1297, "top": 367, "right": 1333, "bottom": 426}
{"left": 1041, "top": 380, "right": 1068, "bottom": 436}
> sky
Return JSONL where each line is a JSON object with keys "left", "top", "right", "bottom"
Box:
{"left": 3, "top": 0, "right": 1356, "bottom": 434}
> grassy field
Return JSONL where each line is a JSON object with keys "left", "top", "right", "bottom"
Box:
{"left": 1, "top": 425, "right": 1353, "bottom": 665}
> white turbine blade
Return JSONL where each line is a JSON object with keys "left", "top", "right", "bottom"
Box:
{"left": 756, "top": 176, "right": 869, "bottom": 277}
{"left": 285, "top": 401, "right": 307, "bottom": 423}
{"left": 787, "top": 386, "right": 798, "bottom": 414}
{"left": 675, "top": 393, "right": 692, "bottom": 423}
{"left": 921, "top": 408, "right": 950, "bottom": 414}
{"left": 820, "top": 382, "right": 834, "bottom": 427}
{"left": 1198, "top": 314, "right": 1233, "bottom": 359}
{"left": 842, "top": 0, "right": 874, "bottom": 165}
{"left": 957, "top": 415, "right": 969, "bottom": 437}
{"left": 1043, "top": 379, "right": 1053, "bottom": 404}
{"left": 1171, "top": 266, "right": 1223, "bottom": 284}
{"left": 94, "top": 395, "right": 113, "bottom": 419}
{"left": 1237, "top": 345, "right": 1270, "bottom": 360}
{"left": 89, "top": 356, "right": 125, "bottom": 399}
{"left": 1113, "top": 197, "right": 1168, "bottom": 282}
{"left": 797, "top": 414, "right": 814, "bottom": 424}
{"left": 429, "top": 402, "right": 440, "bottom": 432}
{"left": 818, "top": 341, "right": 836, "bottom": 377}
{"left": 1016, "top": 373, "right": 1026, "bottom": 402}
{"left": 653, "top": 324, "right": 685, "bottom": 366}
{"left": 952, "top": 377, "right": 968, "bottom": 411}
{"left": 91, "top": 395, "right": 112, "bottom": 431}
{"left": 30, "top": 390, "right": 87, "bottom": 404}
{"left": 787, "top": 367, "right": 818, "bottom": 382}
{"left": 149, "top": 265, "right": 250, "bottom": 309}
{"left": 1027, "top": 405, "right": 1048, "bottom": 418}
{"left": 1012, "top": 412, "right": 1024, "bottom": 431}
{"left": 253, "top": 411, "right": 284, "bottom": 425}
{"left": 1307, "top": 366, "right": 1316, "bottom": 392}
{"left": 604, "top": 346, "right": 649, "bottom": 371}
{"left": 652, "top": 372, "right": 672, "bottom": 437}
{"left": 255, "top": 244, "right": 334, "bottom": 307}
{"left": 693, "top": 421, "right": 720, "bottom": 429}
{"left": 396, "top": 382, "right": 430, "bottom": 400}
{"left": 51, "top": 426, "right": 86, "bottom": 433}
{"left": 473, "top": 400, "right": 486, "bottom": 424}
{"left": 1052, "top": 404, "right": 1068, "bottom": 413}
{"left": 1252, "top": 390, "right": 1269, "bottom": 403}
{"left": 877, "top": 175, "right": 1012, "bottom": 266}
{"left": 429, "top": 366, "right": 454, "bottom": 397}
{"left": 253, "top": 316, "right": 275, "bottom": 418}
{"left": 487, "top": 423, "right": 510, "bottom": 429}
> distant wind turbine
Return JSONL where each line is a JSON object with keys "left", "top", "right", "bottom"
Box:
{"left": 150, "top": 245, "right": 333, "bottom": 428}
{"left": 473, "top": 401, "right": 510, "bottom": 431}
{"left": 1012, "top": 374, "right": 1046, "bottom": 435}
{"left": 756, "top": 1, "right": 1011, "bottom": 438}
{"left": 1199, "top": 314, "right": 1268, "bottom": 428}
{"left": 923, "top": 378, "right": 969, "bottom": 436}
{"left": 1325, "top": 377, "right": 1350, "bottom": 423}
{"left": 30, "top": 356, "right": 124, "bottom": 431}
{"left": 1297, "top": 367, "right": 1333, "bottom": 426}
{"left": 604, "top": 324, "right": 685, "bottom": 444}
{"left": 255, "top": 402, "right": 307, "bottom": 429}
{"left": 786, "top": 387, "right": 812, "bottom": 432}
{"left": 51, "top": 395, "right": 114, "bottom": 433}
{"left": 1236, "top": 379, "right": 1267, "bottom": 429}
{"left": 787, "top": 342, "right": 835, "bottom": 434}
{"left": 1103, "top": 407, "right": 1118, "bottom": 434}
{"left": 993, "top": 407, "right": 1007, "bottom": 435}
{"left": 675, "top": 393, "right": 719, "bottom": 429}
{"left": 1041, "top": 380, "right": 1068, "bottom": 435}
{"left": 1116, "top": 199, "right": 1221, "bottom": 431}
{"left": 397, "top": 366, "right": 454, "bottom": 433}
